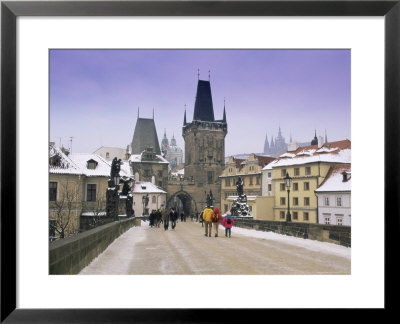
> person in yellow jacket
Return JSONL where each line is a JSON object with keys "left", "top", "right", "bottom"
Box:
{"left": 202, "top": 205, "right": 214, "bottom": 237}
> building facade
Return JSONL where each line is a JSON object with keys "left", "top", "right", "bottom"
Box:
{"left": 132, "top": 181, "right": 167, "bottom": 216}
{"left": 315, "top": 164, "right": 351, "bottom": 226}
{"left": 270, "top": 139, "right": 351, "bottom": 223}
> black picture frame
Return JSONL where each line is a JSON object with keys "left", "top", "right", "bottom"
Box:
{"left": 1, "top": 0, "right": 398, "bottom": 322}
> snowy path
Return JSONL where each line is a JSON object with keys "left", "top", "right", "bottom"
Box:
{"left": 79, "top": 220, "right": 351, "bottom": 275}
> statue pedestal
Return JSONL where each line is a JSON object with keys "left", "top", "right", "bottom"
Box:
{"left": 230, "top": 194, "right": 252, "bottom": 218}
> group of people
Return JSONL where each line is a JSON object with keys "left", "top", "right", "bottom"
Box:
{"left": 149, "top": 207, "right": 179, "bottom": 231}
{"left": 200, "top": 206, "right": 235, "bottom": 238}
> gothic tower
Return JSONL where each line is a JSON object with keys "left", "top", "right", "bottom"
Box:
{"left": 182, "top": 79, "right": 228, "bottom": 207}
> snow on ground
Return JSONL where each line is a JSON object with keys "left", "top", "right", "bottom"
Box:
{"left": 232, "top": 226, "right": 351, "bottom": 260}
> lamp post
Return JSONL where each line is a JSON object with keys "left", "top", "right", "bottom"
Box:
{"left": 113, "top": 175, "right": 120, "bottom": 221}
{"left": 284, "top": 172, "right": 292, "bottom": 222}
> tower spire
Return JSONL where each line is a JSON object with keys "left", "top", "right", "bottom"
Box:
{"left": 197, "top": 68, "right": 200, "bottom": 80}
{"left": 325, "top": 129, "right": 328, "bottom": 143}
{"left": 222, "top": 98, "right": 226, "bottom": 123}
{"left": 183, "top": 104, "right": 187, "bottom": 125}
{"left": 137, "top": 107, "right": 139, "bottom": 118}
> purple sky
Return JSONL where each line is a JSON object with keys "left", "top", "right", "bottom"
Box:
{"left": 50, "top": 49, "right": 350, "bottom": 157}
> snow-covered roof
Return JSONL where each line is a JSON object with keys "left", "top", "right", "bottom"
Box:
{"left": 133, "top": 181, "right": 166, "bottom": 194}
{"left": 49, "top": 145, "right": 82, "bottom": 175}
{"left": 271, "top": 140, "right": 351, "bottom": 168}
{"left": 68, "top": 153, "right": 111, "bottom": 177}
{"left": 129, "top": 154, "right": 169, "bottom": 164}
{"left": 315, "top": 164, "right": 351, "bottom": 193}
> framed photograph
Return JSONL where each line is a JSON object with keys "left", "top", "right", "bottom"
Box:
{"left": 1, "top": 0, "right": 398, "bottom": 321}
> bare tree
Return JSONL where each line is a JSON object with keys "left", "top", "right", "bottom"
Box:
{"left": 82, "top": 196, "right": 107, "bottom": 229}
{"left": 49, "top": 181, "right": 80, "bottom": 241}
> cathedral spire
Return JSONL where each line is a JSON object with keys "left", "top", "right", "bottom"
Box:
{"left": 311, "top": 129, "right": 318, "bottom": 145}
{"left": 264, "top": 132, "right": 270, "bottom": 153}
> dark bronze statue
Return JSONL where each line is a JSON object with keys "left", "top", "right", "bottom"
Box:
{"left": 236, "top": 177, "right": 244, "bottom": 196}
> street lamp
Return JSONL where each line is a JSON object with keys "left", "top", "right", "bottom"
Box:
{"left": 284, "top": 172, "right": 292, "bottom": 222}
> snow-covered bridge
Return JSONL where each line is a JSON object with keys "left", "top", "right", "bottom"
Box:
{"left": 79, "top": 220, "right": 351, "bottom": 275}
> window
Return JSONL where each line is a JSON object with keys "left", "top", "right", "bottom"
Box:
{"left": 144, "top": 169, "right": 150, "bottom": 177}
{"left": 335, "top": 214, "right": 344, "bottom": 226}
{"left": 304, "top": 182, "right": 310, "bottom": 190}
{"left": 293, "top": 211, "right": 298, "bottom": 220}
{"left": 304, "top": 197, "right": 310, "bottom": 206}
{"left": 280, "top": 197, "right": 286, "bottom": 205}
{"left": 303, "top": 212, "right": 309, "bottom": 221}
{"left": 49, "top": 182, "right": 57, "bottom": 201}
{"left": 158, "top": 181, "right": 163, "bottom": 187}
{"left": 152, "top": 196, "right": 156, "bottom": 203}
{"left": 293, "top": 197, "right": 299, "bottom": 206}
{"left": 324, "top": 196, "right": 330, "bottom": 206}
{"left": 207, "top": 171, "right": 214, "bottom": 184}
{"left": 87, "top": 161, "right": 97, "bottom": 169}
{"left": 324, "top": 217, "right": 330, "bottom": 225}
{"left": 305, "top": 166, "right": 311, "bottom": 175}
{"left": 280, "top": 211, "right": 285, "bottom": 219}
{"left": 268, "top": 172, "right": 272, "bottom": 178}
{"left": 256, "top": 176, "right": 260, "bottom": 185}
{"left": 225, "top": 178, "right": 230, "bottom": 186}
{"left": 249, "top": 177, "right": 253, "bottom": 185}
{"left": 158, "top": 170, "right": 163, "bottom": 178}
{"left": 294, "top": 168, "right": 300, "bottom": 176}
{"left": 293, "top": 183, "right": 298, "bottom": 191}
{"left": 87, "top": 184, "right": 97, "bottom": 202}
{"left": 280, "top": 183, "right": 285, "bottom": 191}
{"left": 268, "top": 184, "right": 272, "bottom": 192}
{"left": 281, "top": 169, "right": 286, "bottom": 177}
{"left": 336, "top": 197, "right": 342, "bottom": 207}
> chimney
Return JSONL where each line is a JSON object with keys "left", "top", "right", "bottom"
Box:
{"left": 318, "top": 136, "right": 324, "bottom": 148}
{"left": 342, "top": 171, "right": 348, "bottom": 182}
{"left": 288, "top": 142, "right": 299, "bottom": 152}
{"left": 135, "top": 172, "right": 139, "bottom": 182}
{"left": 152, "top": 176, "right": 155, "bottom": 185}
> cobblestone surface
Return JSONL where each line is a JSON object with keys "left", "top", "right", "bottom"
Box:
{"left": 79, "top": 220, "right": 351, "bottom": 275}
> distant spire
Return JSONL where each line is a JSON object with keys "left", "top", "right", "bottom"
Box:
{"left": 290, "top": 133, "right": 293, "bottom": 143}
{"left": 278, "top": 126, "right": 282, "bottom": 138}
{"left": 137, "top": 107, "right": 139, "bottom": 118}
{"left": 183, "top": 104, "right": 187, "bottom": 125}
{"left": 325, "top": 129, "right": 328, "bottom": 143}
{"left": 222, "top": 98, "right": 226, "bottom": 123}
{"left": 311, "top": 129, "right": 318, "bottom": 145}
{"left": 197, "top": 68, "right": 200, "bottom": 80}
{"left": 264, "top": 132, "right": 270, "bottom": 153}
{"left": 208, "top": 70, "right": 211, "bottom": 81}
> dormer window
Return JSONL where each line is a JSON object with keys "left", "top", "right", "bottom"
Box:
{"left": 87, "top": 159, "right": 98, "bottom": 170}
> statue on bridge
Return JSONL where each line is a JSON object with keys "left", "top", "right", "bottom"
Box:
{"left": 236, "top": 177, "right": 244, "bottom": 197}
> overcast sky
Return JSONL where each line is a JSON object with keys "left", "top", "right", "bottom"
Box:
{"left": 50, "top": 49, "right": 351, "bottom": 157}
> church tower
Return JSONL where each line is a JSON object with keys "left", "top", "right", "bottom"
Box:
{"left": 182, "top": 79, "right": 228, "bottom": 207}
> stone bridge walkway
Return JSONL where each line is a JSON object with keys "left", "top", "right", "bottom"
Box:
{"left": 79, "top": 220, "right": 351, "bottom": 275}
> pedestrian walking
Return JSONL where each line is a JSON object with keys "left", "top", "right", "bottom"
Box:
{"left": 170, "top": 207, "right": 178, "bottom": 230}
{"left": 202, "top": 205, "right": 214, "bottom": 237}
{"left": 212, "top": 208, "right": 222, "bottom": 237}
{"left": 199, "top": 211, "right": 204, "bottom": 227}
{"left": 155, "top": 209, "right": 162, "bottom": 228}
{"left": 149, "top": 210, "right": 156, "bottom": 227}
{"left": 222, "top": 211, "right": 235, "bottom": 238}
{"left": 180, "top": 212, "right": 184, "bottom": 222}
{"left": 162, "top": 208, "right": 169, "bottom": 230}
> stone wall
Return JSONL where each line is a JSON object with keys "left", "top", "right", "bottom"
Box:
{"left": 233, "top": 218, "right": 351, "bottom": 247}
{"left": 49, "top": 217, "right": 140, "bottom": 274}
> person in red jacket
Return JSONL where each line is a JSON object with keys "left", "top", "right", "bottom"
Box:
{"left": 212, "top": 208, "right": 222, "bottom": 237}
{"left": 222, "top": 211, "right": 235, "bottom": 238}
